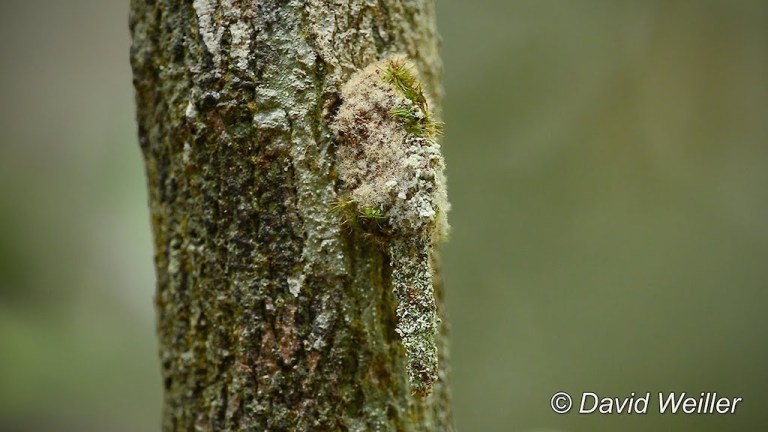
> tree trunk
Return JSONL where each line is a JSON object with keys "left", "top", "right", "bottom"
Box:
{"left": 129, "top": 0, "right": 452, "bottom": 430}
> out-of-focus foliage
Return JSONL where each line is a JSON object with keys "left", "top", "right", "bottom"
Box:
{"left": 0, "top": 1, "right": 766, "bottom": 431}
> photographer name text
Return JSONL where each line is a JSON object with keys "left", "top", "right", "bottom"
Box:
{"left": 550, "top": 391, "right": 742, "bottom": 415}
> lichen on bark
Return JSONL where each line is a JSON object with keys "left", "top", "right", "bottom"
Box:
{"left": 330, "top": 57, "right": 449, "bottom": 395}
{"left": 130, "top": 0, "right": 452, "bottom": 430}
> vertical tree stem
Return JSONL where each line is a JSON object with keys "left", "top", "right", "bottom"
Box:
{"left": 130, "top": 0, "right": 453, "bottom": 430}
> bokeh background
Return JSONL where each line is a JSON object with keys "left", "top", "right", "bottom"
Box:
{"left": 1, "top": 1, "right": 767, "bottom": 431}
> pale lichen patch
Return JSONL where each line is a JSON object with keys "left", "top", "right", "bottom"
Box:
{"left": 192, "top": 0, "right": 221, "bottom": 65}
{"left": 182, "top": 142, "right": 192, "bottom": 165}
{"left": 229, "top": 19, "right": 252, "bottom": 71}
{"left": 253, "top": 109, "right": 290, "bottom": 132}
{"left": 192, "top": 0, "right": 252, "bottom": 72}
{"left": 287, "top": 276, "right": 302, "bottom": 298}
{"left": 185, "top": 99, "right": 197, "bottom": 120}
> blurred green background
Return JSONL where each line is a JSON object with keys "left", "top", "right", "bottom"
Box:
{"left": 1, "top": 1, "right": 766, "bottom": 431}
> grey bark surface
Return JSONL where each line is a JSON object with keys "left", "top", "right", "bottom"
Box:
{"left": 130, "top": 0, "right": 452, "bottom": 430}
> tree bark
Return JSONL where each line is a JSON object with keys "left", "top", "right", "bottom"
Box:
{"left": 130, "top": 0, "right": 452, "bottom": 430}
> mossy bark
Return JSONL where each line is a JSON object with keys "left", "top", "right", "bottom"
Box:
{"left": 129, "top": 0, "right": 452, "bottom": 430}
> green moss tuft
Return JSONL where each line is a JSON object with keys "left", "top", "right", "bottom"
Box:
{"left": 330, "top": 198, "right": 389, "bottom": 238}
{"left": 360, "top": 206, "right": 385, "bottom": 220}
{"left": 382, "top": 59, "right": 427, "bottom": 109}
{"left": 383, "top": 60, "right": 443, "bottom": 138}
{"left": 389, "top": 106, "right": 443, "bottom": 138}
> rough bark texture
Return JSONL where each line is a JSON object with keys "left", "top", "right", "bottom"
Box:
{"left": 130, "top": 0, "right": 452, "bottom": 431}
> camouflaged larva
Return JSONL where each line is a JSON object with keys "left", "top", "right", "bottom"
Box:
{"left": 330, "top": 57, "right": 449, "bottom": 395}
